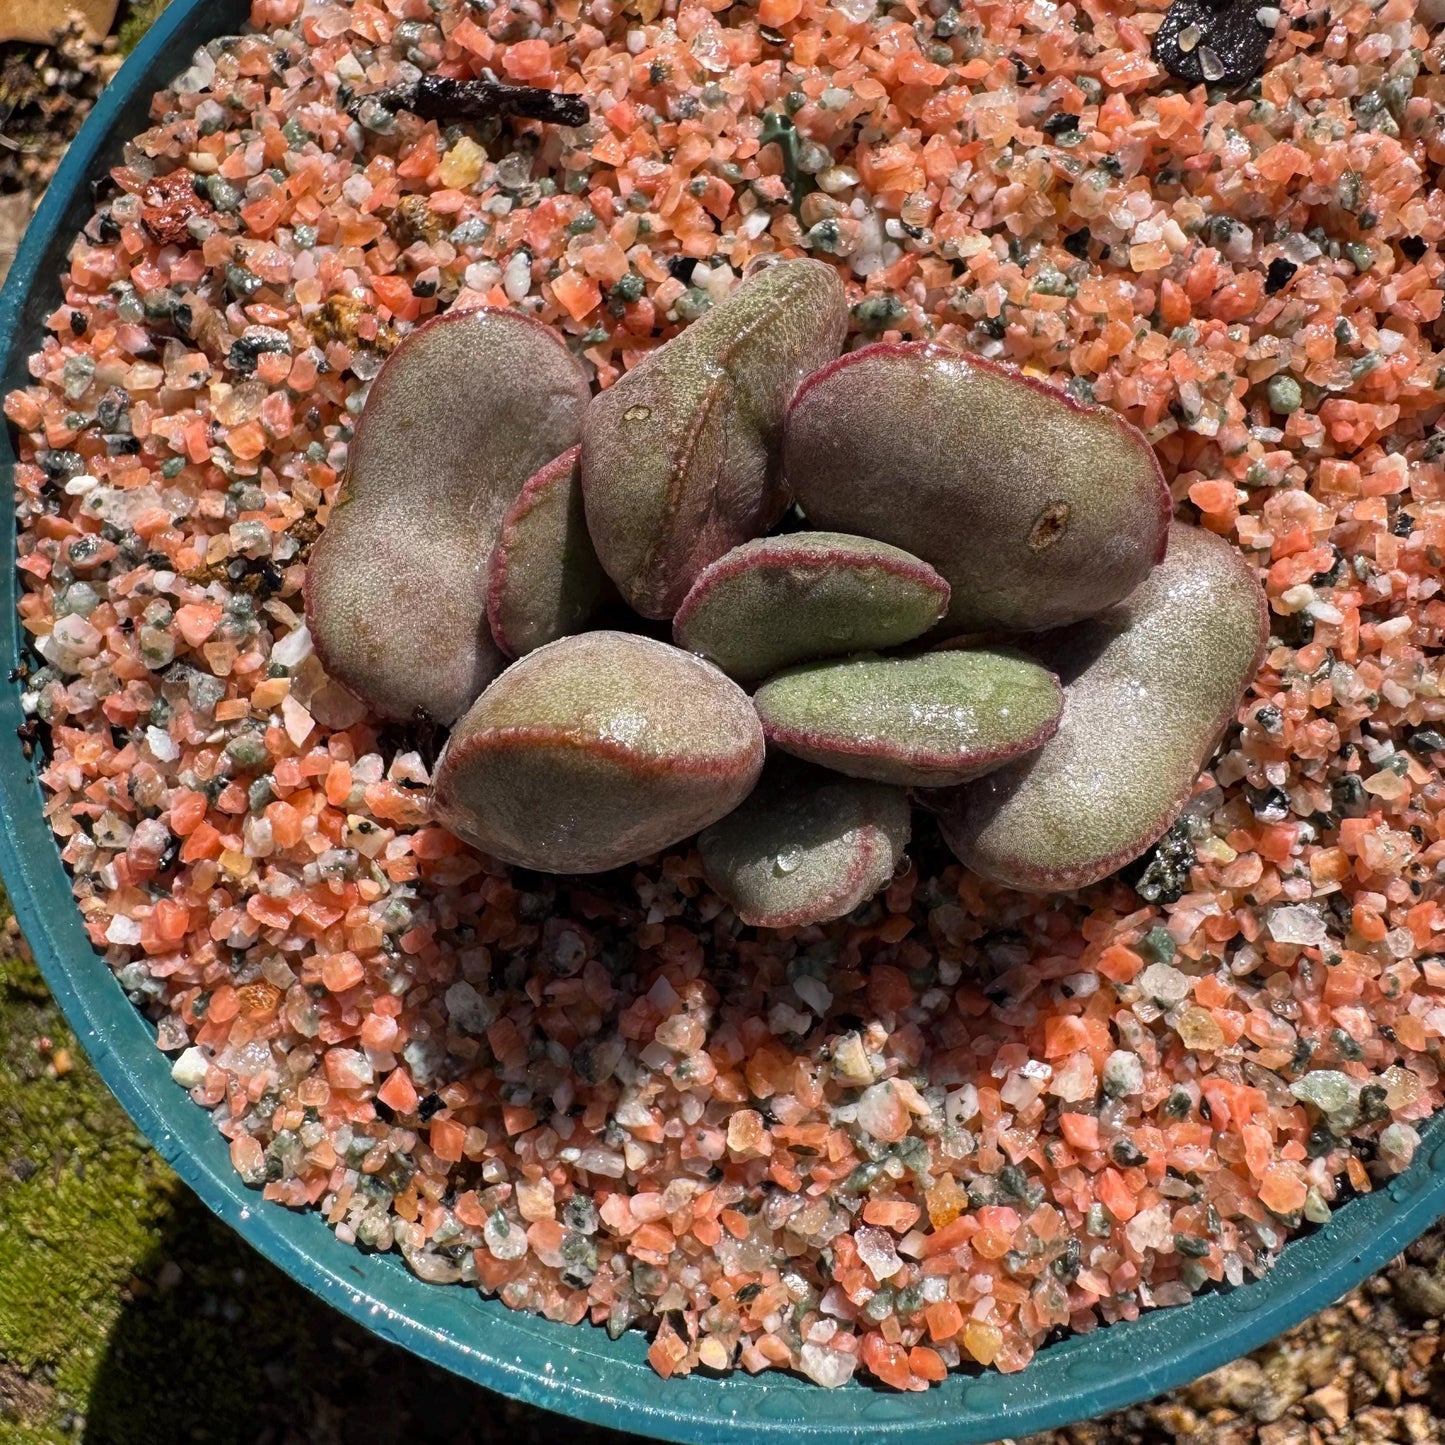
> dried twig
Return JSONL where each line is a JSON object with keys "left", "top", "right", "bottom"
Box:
{"left": 351, "top": 74, "right": 589, "bottom": 130}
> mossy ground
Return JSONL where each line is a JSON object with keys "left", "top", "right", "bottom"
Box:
{"left": 0, "top": 915, "right": 169, "bottom": 1441}
{"left": 116, "top": 0, "right": 170, "bottom": 54}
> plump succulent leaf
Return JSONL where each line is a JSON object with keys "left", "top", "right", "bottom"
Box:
{"left": 699, "top": 761, "right": 911, "bottom": 928}
{"left": 753, "top": 649, "right": 1063, "bottom": 788}
{"left": 673, "top": 532, "right": 949, "bottom": 683}
{"left": 936, "top": 524, "right": 1268, "bottom": 892}
{"left": 582, "top": 259, "right": 847, "bottom": 619}
{"left": 784, "top": 342, "right": 1170, "bottom": 634}
{"left": 431, "top": 632, "right": 764, "bottom": 874}
{"left": 305, "top": 308, "right": 590, "bottom": 723}
{"left": 487, "top": 447, "right": 617, "bottom": 658}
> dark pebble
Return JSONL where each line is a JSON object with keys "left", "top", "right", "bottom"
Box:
{"left": 37, "top": 448, "right": 84, "bottom": 480}
{"left": 96, "top": 388, "right": 130, "bottom": 433}
{"left": 1128, "top": 822, "right": 1196, "bottom": 906}
{"left": 1407, "top": 727, "right": 1445, "bottom": 758}
{"left": 1264, "top": 256, "right": 1298, "bottom": 294}
{"left": 1153, "top": 0, "right": 1273, "bottom": 89}
{"left": 1249, "top": 786, "right": 1290, "bottom": 823}
{"left": 228, "top": 327, "right": 291, "bottom": 378}
{"left": 400, "top": 74, "right": 589, "bottom": 128}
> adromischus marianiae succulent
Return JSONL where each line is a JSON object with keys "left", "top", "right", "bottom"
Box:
{"left": 307, "top": 287, "right": 1267, "bottom": 920}
{"left": 305, "top": 307, "right": 590, "bottom": 724}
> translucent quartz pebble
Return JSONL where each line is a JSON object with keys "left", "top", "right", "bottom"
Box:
{"left": 854, "top": 1081, "right": 912, "bottom": 1143}
{"left": 1103, "top": 1050, "right": 1145, "bottom": 1097}
{"left": 1139, "top": 962, "right": 1191, "bottom": 1006}
{"left": 1290, "top": 1070, "right": 1361, "bottom": 1125}
{"left": 853, "top": 1225, "right": 903, "bottom": 1281}
{"left": 1379, "top": 1122, "right": 1420, "bottom": 1170}
{"left": 799, "top": 1342, "right": 858, "bottom": 1389}
{"left": 1266, "top": 903, "right": 1329, "bottom": 946}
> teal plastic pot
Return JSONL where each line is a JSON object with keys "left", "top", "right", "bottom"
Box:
{"left": 2, "top": 5, "right": 1443, "bottom": 1439}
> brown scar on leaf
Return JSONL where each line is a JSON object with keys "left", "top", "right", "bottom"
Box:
{"left": 1029, "top": 500, "right": 1071, "bottom": 552}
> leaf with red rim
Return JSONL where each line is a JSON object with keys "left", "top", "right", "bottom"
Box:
{"left": 304, "top": 307, "right": 590, "bottom": 724}
{"left": 699, "top": 762, "right": 911, "bottom": 929}
{"left": 581, "top": 259, "right": 846, "bottom": 620}
{"left": 754, "top": 649, "right": 1063, "bottom": 789}
{"left": 431, "top": 632, "right": 764, "bottom": 874}
{"left": 937, "top": 524, "right": 1269, "bottom": 892}
{"left": 673, "top": 532, "right": 948, "bottom": 683}
{"left": 488, "top": 447, "right": 617, "bottom": 658}
{"left": 785, "top": 341, "right": 1170, "bottom": 635}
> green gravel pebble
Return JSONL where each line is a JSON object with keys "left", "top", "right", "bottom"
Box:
{"left": 1267, "top": 375, "right": 1303, "bottom": 414}
{"left": 1290, "top": 1069, "right": 1361, "bottom": 1129}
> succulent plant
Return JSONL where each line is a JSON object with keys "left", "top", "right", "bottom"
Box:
{"left": 581, "top": 259, "right": 847, "bottom": 619}
{"left": 935, "top": 524, "right": 1268, "bottom": 891}
{"left": 753, "top": 649, "right": 1063, "bottom": 788}
{"left": 308, "top": 291, "right": 1267, "bottom": 911}
{"left": 673, "top": 532, "right": 949, "bottom": 683}
{"left": 783, "top": 342, "right": 1170, "bottom": 634}
{"left": 305, "top": 307, "right": 590, "bottom": 724}
{"left": 699, "top": 761, "right": 911, "bottom": 928}
{"left": 487, "top": 447, "right": 617, "bottom": 658}
{"left": 430, "top": 631, "right": 765, "bottom": 874}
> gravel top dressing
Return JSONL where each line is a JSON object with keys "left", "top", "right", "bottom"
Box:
{"left": 7, "top": 0, "right": 1445, "bottom": 1397}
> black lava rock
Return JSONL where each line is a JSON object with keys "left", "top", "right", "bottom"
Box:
{"left": 1154, "top": 0, "right": 1275, "bottom": 90}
